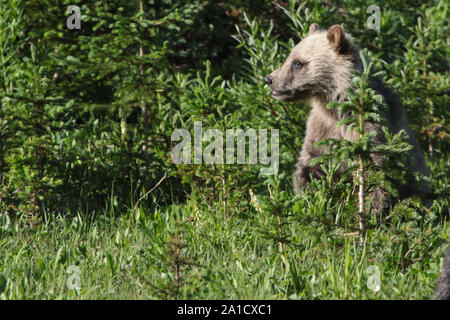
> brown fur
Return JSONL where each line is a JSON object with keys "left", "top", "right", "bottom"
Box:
{"left": 435, "top": 244, "right": 450, "bottom": 300}
{"left": 265, "top": 24, "right": 429, "bottom": 212}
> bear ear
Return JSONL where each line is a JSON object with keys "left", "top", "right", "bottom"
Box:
{"left": 326, "top": 25, "right": 349, "bottom": 54}
{"left": 309, "top": 23, "right": 321, "bottom": 34}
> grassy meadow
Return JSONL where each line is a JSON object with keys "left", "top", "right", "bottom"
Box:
{"left": 0, "top": 0, "right": 448, "bottom": 299}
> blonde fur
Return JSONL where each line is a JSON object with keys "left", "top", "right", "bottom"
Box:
{"left": 265, "top": 24, "right": 429, "bottom": 212}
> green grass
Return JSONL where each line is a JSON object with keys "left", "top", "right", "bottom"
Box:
{"left": 0, "top": 161, "right": 448, "bottom": 300}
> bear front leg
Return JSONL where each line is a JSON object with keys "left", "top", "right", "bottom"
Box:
{"left": 293, "top": 164, "right": 310, "bottom": 193}
{"left": 368, "top": 186, "right": 392, "bottom": 217}
{"left": 293, "top": 149, "right": 324, "bottom": 193}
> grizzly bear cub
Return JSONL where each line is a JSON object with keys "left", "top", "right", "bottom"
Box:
{"left": 265, "top": 23, "right": 429, "bottom": 213}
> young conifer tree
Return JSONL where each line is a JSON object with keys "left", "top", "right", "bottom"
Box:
{"left": 1, "top": 2, "right": 73, "bottom": 219}
{"left": 313, "top": 51, "right": 418, "bottom": 247}
{"left": 48, "top": 1, "right": 185, "bottom": 208}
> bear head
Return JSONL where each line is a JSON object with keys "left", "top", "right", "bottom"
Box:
{"left": 265, "top": 24, "right": 360, "bottom": 103}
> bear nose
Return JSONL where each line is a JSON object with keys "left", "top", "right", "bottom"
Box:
{"left": 264, "top": 76, "right": 272, "bottom": 85}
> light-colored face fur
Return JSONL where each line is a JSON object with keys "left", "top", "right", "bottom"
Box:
{"left": 265, "top": 24, "right": 361, "bottom": 105}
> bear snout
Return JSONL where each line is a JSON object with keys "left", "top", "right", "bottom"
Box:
{"left": 264, "top": 76, "right": 273, "bottom": 85}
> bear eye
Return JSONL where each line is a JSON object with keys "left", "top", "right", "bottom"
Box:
{"left": 293, "top": 60, "right": 303, "bottom": 69}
